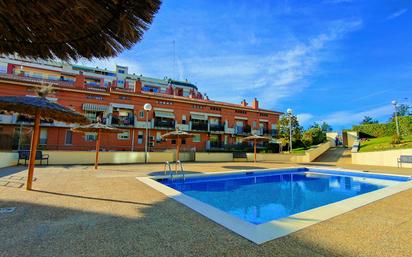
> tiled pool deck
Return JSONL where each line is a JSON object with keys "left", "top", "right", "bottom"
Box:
{"left": 1, "top": 161, "right": 412, "bottom": 256}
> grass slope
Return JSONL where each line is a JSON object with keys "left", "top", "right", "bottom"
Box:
{"left": 359, "top": 135, "right": 412, "bottom": 152}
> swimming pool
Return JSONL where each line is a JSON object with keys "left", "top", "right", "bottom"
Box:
{"left": 138, "top": 167, "right": 412, "bottom": 244}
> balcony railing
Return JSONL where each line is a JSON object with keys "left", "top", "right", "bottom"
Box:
{"left": 191, "top": 122, "right": 208, "bottom": 131}
{"left": 210, "top": 124, "right": 225, "bottom": 132}
{"left": 111, "top": 117, "right": 134, "bottom": 127}
{"left": 154, "top": 119, "right": 175, "bottom": 129}
{"left": 210, "top": 141, "right": 224, "bottom": 149}
{"left": 235, "top": 125, "right": 251, "bottom": 135}
{"left": 260, "top": 128, "right": 277, "bottom": 136}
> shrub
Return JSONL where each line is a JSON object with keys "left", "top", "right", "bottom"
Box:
{"left": 353, "top": 116, "right": 412, "bottom": 137}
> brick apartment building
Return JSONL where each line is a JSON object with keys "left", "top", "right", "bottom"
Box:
{"left": 0, "top": 56, "right": 281, "bottom": 152}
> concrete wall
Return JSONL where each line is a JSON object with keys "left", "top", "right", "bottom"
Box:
{"left": 0, "top": 152, "right": 18, "bottom": 168}
{"left": 195, "top": 152, "right": 233, "bottom": 162}
{"left": 326, "top": 132, "right": 338, "bottom": 147}
{"left": 347, "top": 131, "right": 358, "bottom": 147}
{"left": 352, "top": 149, "right": 412, "bottom": 168}
{"left": 246, "top": 153, "right": 307, "bottom": 162}
{"left": 246, "top": 141, "right": 332, "bottom": 163}
{"left": 43, "top": 151, "right": 174, "bottom": 165}
{"left": 305, "top": 141, "right": 332, "bottom": 162}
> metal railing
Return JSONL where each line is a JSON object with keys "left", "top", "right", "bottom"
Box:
{"left": 154, "top": 119, "right": 175, "bottom": 129}
{"left": 191, "top": 122, "right": 208, "bottom": 131}
{"left": 210, "top": 124, "right": 225, "bottom": 132}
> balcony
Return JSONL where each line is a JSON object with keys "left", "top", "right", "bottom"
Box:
{"left": 210, "top": 141, "right": 224, "bottom": 149}
{"left": 154, "top": 119, "right": 175, "bottom": 130}
{"left": 111, "top": 116, "right": 134, "bottom": 127}
{"left": 191, "top": 122, "right": 208, "bottom": 131}
{"left": 210, "top": 123, "right": 225, "bottom": 132}
{"left": 235, "top": 125, "right": 251, "bottom": 135}
{"left": 261, "top": 128, "right": 277, "bottom": 137}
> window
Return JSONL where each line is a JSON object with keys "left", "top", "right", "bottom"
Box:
{"left": 65, "top": 130, "right": 73, "bottom": 145}
{"left": 117, "top": 131, "right": 130, "bottom": 140}
{"left": 85, "top": 133, "right": 97, "bottom": 141}
{"left": 260, "top": 113, "right": 269, "bottom": 117}
{"left": 252, "top": 121, "right": 257, "bottom": 128}
{"left": 235, "top": 109, "right": 247, "bottom": 114}
{"left": 182, "top": 139, "right": 186, "bottom": 144}
{"left": 118, "top": 70, "right": 125, "bottom": 74}
{"left": 171, "top": 139, "right": 176, "bottom": 144}
{"left": 193, "top": 134, "right": 201, "bottom": 143}
{"left": 156, "top": 132, "right": 162, "bottom": 142}
{"left": 137, "top": 131, "right": 143, "bottom": 144}
{"left": 139, "top": 110, "right": 144, "bottom": 118}
{"left": 182, "top": 115, "right": 186, "bottom": 124}
{"left": 39, "top": 128, "right": 48, "bottom": 145}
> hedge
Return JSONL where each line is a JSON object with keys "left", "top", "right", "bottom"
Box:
{"left": 352, "top": 116, "right": 412, "bottom": 137}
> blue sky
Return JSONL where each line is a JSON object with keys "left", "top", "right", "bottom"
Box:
{"left": 78, "top": 0, "right": 412, "bottom": 130}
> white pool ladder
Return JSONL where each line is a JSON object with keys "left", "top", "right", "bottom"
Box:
{"left": 164, "top": 161, "right": 172, "bottom": 175}
{"left": 176, "top": 160, "right": 185, "bottom": 181}
{"left": 164, "top": 161, "right": 185, "bottom": 181}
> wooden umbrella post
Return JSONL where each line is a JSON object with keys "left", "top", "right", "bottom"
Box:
{"left": 254, "top": 139, "right": 257, "bottom": 163}
{"left": 26, "top": 110, "right": 41, "bottom": 190}
{"left": 175, "top": 137, "right": 180, "bottom": 171}
{"left": 95, "top": 128, "right": 101, "bottom": 169}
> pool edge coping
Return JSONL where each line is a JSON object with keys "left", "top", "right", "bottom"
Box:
{"left": 137, "top": 167, "right": 412, "bottom": 244}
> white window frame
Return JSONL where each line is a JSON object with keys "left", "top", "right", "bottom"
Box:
{"left": 117, "top": 131, "right": 130, "bottom": 140}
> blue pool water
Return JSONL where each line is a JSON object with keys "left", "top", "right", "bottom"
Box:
{"left": 158, "top": 168, "right": 410, "bottom": 225}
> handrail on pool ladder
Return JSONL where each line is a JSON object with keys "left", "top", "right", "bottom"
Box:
{"left": 176, "top": 160, "right": 185, "bottom": 181}
{"left": 164, "top": 161, "right": 172, "bottom": 175}
{"left": 164, "top": 161, "right": 185, "bottom": 181}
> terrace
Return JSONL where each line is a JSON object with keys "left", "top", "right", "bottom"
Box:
{"left": 1, "top": 160, "right": 412, "bottom": 256}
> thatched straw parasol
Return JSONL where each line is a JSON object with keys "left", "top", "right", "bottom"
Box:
{"left": 72, "top": 123, "right": 124, "bottom": 170}
{"left": 0, "top": 95, "right": 89, "bottom": 190}
{"left": 242, "top": 135, "right": 270, "bottom": 163}
{"left": 161, "top": 129, "right": 194, "bottom": 166}
{"left": 0, "top": 0, "right": 161, "bottom": 60}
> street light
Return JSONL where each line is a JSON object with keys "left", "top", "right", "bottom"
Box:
{"left": 392, "top": 100, "right": 400, "bottom": 136}
{"left": 287, "top": 108, "right": 293, "bottom": 153}
{"left": 144, "top": 103, "right": 152, "bottom": 163}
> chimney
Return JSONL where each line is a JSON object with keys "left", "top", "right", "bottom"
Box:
{"left": 252, "top": 98, "right": 259, "bottom": 109}
{"left": 135, "top": 78, "right": 142, "bottom": 92}
{"left": 74, "top": 71, "right": 85, "bottom": 89}
{"left": 241, "top": 99, "right": 248, "bottom": 107}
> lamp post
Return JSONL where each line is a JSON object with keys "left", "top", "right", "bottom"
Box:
{"left": 287, "top": 108, "right": 293, "bottom": 153}
{"left": 392, "top": 100, "right": 400, "bottom": 136}
{"left": 144, "top": 103, "right": 152, "bottom": 163}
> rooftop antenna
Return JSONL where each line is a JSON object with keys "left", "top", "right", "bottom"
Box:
{"left": 172, "top": 39, "right": 176, "bottom": 79}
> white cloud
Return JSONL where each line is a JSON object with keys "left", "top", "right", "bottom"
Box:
{"left": 321, "top": 105, "right": 393, "bottom": 125}
{"left": 248, "top": 18, "right": 363, "bottom": 107}
{"left": 297, "top": 113, "right": 314, "bottom": 124}
{"left": 386, "top": 9, "right": 408, "bottom": 20}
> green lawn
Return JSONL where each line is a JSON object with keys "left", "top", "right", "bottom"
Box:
{"left": 291, "top": 147, "right": 306, "bottom": 154}
{"left": 359, "top": 134, "right": 412, "bottom": 152}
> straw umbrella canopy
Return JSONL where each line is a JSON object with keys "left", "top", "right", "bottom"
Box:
{"left": 242, "top": 135, "right": 271, "bottom": 163}
{"left": 0, "top": 0, "right": 161, "bottom": 60}
{"left": 0, "top": 95, "right": 89, "bottom": 190}
{"left": 161, "top": 129, "right": 194, "bottom": 165}
{"left": 72, "top": 123, "right": 124, "bottom": 170}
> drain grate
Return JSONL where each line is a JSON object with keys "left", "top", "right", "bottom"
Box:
{"left": 0, "top": 207, "right": 16, "bottom": 214}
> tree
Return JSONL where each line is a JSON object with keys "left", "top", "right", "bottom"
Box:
{"left": 390, "top": 104, "right": 411, "bottom": 121}
{"left": 396, "top": 104, "right": 411, "bottom": 116}
{"left": 305, "top": 123, "right": 327, "bottom": 146}
{"left": 361, "top": 116, "right": 378, "bottom": 124}
{"left": 276, "top": 114, "right": 303, "bottom": 142}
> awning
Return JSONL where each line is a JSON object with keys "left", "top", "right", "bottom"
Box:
{"left": 191, "top": 114, "right": 207, "bottom": 120}
{"left": 155, "top": 111, "right": 175, "bottom": 119}
{"left": 82, "top": 103, "right": 109, "bottom": 112}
